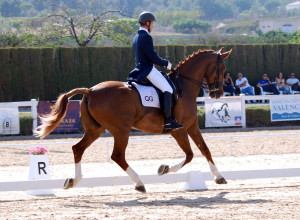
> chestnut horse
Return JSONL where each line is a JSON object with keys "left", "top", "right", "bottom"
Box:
{"left": 34, "top": 48, "right": 232, "bottom": 193}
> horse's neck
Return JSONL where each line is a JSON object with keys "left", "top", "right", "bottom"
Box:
{"left": 174, "top": 52, "right": 215, "bottom": 99}
{"left": 178, "top": 66, "right": 205, "bottom": 99}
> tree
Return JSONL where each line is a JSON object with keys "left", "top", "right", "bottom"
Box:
{"left": 290, "top": 30, "right": 300, "bottom": 43}
{"left": 0, "top": 0, "right": 22, "bottom": 17}
{"left": 34, "top": 1, "right": 134, "bottom": 46}
{"left": 156, "top": 11, "right": 202, "bottom": 26}
{"left": 257, "top": 30, "right": 290, "bottom": 43}
{"left": 234, "top": 0, "right": 254, "bottom": 12}
{"left": 264, "top": 0, "right": 281, "bottom": 12}
{"left": 102, "top": 18, "right": 139, "bottom": 44}
{"left": 197, "top": 0, "right": 235, "bottom": 20}
{"left": 172, "top": 19, "right": 211, "bottom": 34}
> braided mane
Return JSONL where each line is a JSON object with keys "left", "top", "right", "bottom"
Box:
{"left": 174, "top": 49, "right": 215, "bottom": 70}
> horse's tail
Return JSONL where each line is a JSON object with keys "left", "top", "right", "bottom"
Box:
{"left": 33, "top": 88, "right": 91, "bottom": 139}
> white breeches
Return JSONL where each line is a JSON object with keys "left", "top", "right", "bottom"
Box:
{"left": 146, "top": 66, "right": 173, "bottom": 93}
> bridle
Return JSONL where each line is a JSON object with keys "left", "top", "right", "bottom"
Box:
{"left": 173, "top": 53, "right": 224, "bottom": 93}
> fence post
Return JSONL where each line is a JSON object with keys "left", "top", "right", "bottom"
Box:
{"left": 230, "top": 136, "right": 233, "bottom": 156}
{"left": 31, "top": 99, "right": 38, "bottom": 130}
{"left": 241, "top": 95, "right": 246, "bottom": 128}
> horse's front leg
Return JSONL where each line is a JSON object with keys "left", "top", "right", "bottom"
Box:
{"left": 158, "top": 128, "right": 194, "bottom": 175}
{"left": 187, "top": 120, "right": 227, "bottom": 184}
{"left": 110, "top": 130, "right": 146, "bottom": 193}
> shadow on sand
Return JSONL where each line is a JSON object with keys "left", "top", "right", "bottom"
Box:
{"left": 102, "top": 192, "right": 270, "bottom": 209}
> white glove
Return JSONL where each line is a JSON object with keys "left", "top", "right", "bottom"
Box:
{"left": 167, "top": 62, "right": 172, "bottom": 70}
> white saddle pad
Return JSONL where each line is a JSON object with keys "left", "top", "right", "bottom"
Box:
{"left": 131, "top": 83, "right": 160, "bottom": 108}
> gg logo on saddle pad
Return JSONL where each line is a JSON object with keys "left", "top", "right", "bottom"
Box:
{"left": 131, "top": 83, "right": 160, "bottom": 108}
{"left": 145, "top": 96, "right": 154, "bottom": 102}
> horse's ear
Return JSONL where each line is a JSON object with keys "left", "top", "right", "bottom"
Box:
{"left": 217, "top": 47, "right": 224, "bottom": 54}
{"left": 221, "top": 49, "right": 232, "bottom": 60}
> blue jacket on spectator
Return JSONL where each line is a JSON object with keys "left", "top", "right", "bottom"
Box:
{"left": 129, "top": 30, "right": 168, "bottom": 81}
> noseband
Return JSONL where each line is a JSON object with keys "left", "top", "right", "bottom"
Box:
{"left": 175, "top": 53, "right": 224, "bottom": 93}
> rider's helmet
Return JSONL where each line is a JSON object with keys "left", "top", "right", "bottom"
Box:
{"left": 138, "top": 11, "right": 156, "bottom": 25}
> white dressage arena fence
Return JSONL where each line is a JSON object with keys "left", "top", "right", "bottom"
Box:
{"left": 0, "top": 94, "right": 296, "bottom": 134}
{"left": 0, "top": 99, "right": 38, "bottom": 131}
{"left": 0, "top": 134, "right": 300, "bottom": 193}
{"left": 0, "top": 168, "right": 299, "bottom": 192}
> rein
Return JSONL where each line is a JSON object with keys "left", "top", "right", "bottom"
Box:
{"left": 172, "top": 53, "right": 224, "bottom": 93}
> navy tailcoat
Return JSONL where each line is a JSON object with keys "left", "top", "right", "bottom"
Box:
{"left": 129, "top": 30, "right": 168, "bottom": 81}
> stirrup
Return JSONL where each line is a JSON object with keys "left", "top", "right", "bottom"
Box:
{"left": 164, "top": 121, "right": 183, "bottom": 130}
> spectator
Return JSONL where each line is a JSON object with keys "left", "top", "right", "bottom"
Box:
{"left": 286, "top": 73, "right": 300, "bottom": 92}
{"left": 202, "top": 79, "right": 209, "bottom": 97}
{"left": 235, "top": 72, "right": 254, "bottom": 96}
{"left": 257, "top": 73, "right": 280, "bottom": 95}
{"left": 276, "top": 72, "right": 291, "bottom": 94}
{"left": 223, "top": 72, "right": 236, "bottom": 96}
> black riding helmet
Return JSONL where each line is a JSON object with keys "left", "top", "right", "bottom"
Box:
{"left": 138, "top": 11, "right": 156, "bottom": 25}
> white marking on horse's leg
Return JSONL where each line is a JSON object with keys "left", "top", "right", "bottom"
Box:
{"left": 209, "top": 161, "right": 223, "bottom": 179}
{"left": 168, "top": 159, "right": 186, "bottom": 173}
{"left": 126, "top": 166, "right": 144, "bottom": 187}
{"left": 73, "top": 162, "right": 83, "bottom": 187}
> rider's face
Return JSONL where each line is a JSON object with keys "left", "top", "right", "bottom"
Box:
{"left": 149, "top": 21, "right": 154, "bottom": 32}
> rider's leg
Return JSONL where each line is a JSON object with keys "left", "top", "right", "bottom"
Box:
{"left": 146, "top": 67, "right": 183, "bottom": 129}
{"left": 146, "top": 66, "right": 173, "bottom": 93}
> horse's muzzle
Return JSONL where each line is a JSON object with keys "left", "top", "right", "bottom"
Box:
{"left": 209, "top": 90, "right": 223, "bottom": 99}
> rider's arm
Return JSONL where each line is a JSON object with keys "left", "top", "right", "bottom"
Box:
{"left": 142, "top": 34, "right": 168, "bottom": 67}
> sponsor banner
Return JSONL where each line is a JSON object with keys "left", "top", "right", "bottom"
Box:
{"left": 205, "top": 97, "right": 242, "bottom": 127}
{"left": 38, "top": 101, "right": 80, "bottom": 133}
{"left": 0, "top": 104, "right": 20, "bottom": 135}
{"left": 270, "top": 96, "right": 300, "bottom": 121}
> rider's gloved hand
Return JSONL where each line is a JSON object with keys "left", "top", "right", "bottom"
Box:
{"left": 167, "top": 62, "right": 172, "bottom": 70}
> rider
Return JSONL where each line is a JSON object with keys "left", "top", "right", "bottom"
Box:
{"left": 129, "top": 11, "right": 183, "bottom": 130}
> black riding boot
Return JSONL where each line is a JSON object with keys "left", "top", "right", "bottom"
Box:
{"left": 163, "top": 92, "right": 183, "bottom": 130}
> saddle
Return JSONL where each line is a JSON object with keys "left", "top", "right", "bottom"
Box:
{"left": 127, "top": 72, "right": 178, "bottom": 109}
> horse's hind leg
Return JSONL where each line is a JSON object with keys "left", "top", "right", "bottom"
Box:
{"left": 187, "top": 120, "right": 227, "bottom": 184}
{"left": 64, "top": 94, "right": 105, "bottom": 189}
{"left": 158, "top": 128, "right": 194, "bottom": 175}
{"left": 64, "top": 128, "right": 105, "bottom": 189}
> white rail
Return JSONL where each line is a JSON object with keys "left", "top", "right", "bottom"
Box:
{"left": 0, "top": 168, "right": 299, "bottom": 191}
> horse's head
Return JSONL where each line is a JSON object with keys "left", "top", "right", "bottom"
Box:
{"left": 205, "top": 48, "right": 232, "bottom": 99}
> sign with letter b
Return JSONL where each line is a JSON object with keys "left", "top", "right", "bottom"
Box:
{"left": 0, "top": 105, "right": 20, "bottom": 135}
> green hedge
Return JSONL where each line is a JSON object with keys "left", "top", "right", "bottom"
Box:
{"left": 19, "top": 112, "right": 33, "bottom": 135}
{"left": 1, "top": 44, "right": 300, "bottom": 102}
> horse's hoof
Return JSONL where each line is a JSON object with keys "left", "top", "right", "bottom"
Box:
{"left": 215, "top": 177, "right": 227, "bottom": 184}
{"left": 63, "top": 178, "right": 74, "bottom": 189}
{"left": 158, "top": 164, "right": 169, "bottom": 176}
{"left": 135, "top": 185, "right": 146, "bottom": 193}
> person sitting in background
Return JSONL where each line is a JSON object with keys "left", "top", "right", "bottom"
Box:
{"left": 202, "top": 79, "right": 209, "bottom": 97}
{"left": 257, "top": 73, "right": 280, "bottom": 95}
{"left": 235, "top": 72, "right": 254, "bottom": 95}
{"left": 276, "top": 72, "right": 291, "bottom": 94}
{"left": 223, "top": 72, "right": 236, "bottom": 96}
{"left": 286, "top": 73, "right": 300, "bottom": 92}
